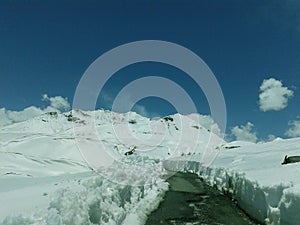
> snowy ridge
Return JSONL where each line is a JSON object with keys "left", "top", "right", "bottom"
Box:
{"left": 0, "top": 109, "right": 221, "bottom": 224}
{"left": 163, "top": 138, "right": 300, "bottom": 225}
{"left": 1, "top": 109, "right": 300, "bottom": 224}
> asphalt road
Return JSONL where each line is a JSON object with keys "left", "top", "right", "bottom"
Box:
{"left": 145, "top": 172, "right": 261, "bottom": 225}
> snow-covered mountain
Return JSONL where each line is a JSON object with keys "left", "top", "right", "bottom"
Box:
{"left": 0, "top": 109, "right": 222, "bottom": 224}
{"left": 0, "top": 109, "right": 299, "bottom": 224}
{"left": 0, "top": 109, "right": 222, "bottom": 178}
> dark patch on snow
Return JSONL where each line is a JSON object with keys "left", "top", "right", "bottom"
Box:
{"left": 282, "top": 155, "right": 300, "bottom": 165}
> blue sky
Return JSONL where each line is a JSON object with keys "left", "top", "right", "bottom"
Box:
{"left": 0, "top": 0, "right": 299, "bottom": 141}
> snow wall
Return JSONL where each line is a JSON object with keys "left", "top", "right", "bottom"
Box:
{"left": 163, "top": 159, "right": 300, "bottom": 225}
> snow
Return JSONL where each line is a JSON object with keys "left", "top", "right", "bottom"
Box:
{"left": 0, "top": 171, "right": 168, "bottom": 225}
{"left": 163, "top": 138, "right": 300, "bottom": 225}
{"left": 0, "top": 109, "right": 299, "bottom": 225}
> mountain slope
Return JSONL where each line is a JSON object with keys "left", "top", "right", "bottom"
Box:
{"left": 0, "top": 109, "right": 222, "bottom": 224}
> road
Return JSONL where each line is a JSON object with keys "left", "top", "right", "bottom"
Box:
{"left": 146, "top": 172, "right": 261, "bottom": 225}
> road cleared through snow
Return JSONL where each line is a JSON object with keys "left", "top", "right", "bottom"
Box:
{"left": 145, "top": 172, "right": 260, "bottom": 225}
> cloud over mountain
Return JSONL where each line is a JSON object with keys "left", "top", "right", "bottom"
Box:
{"left": 231, "top": 122, "right": 257, "bottom": 143}
{"left": 0, "top": 94, "right": 70, "bottom": 127}
{"left": 285, "top": 120, "right": 300, "bottom": 138}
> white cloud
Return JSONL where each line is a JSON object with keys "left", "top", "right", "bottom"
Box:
{"left": 231, "top": 122, "right": 258, "bottom": 143}
{"left": 132, "top": 104, "right": 149, "bottom": 118}
{"left": 188, "top": 114, "right": 222, "bottom": 137}
{"left": 285, "top": 120, "right": 300, "bottom": 137}
{"left": 0, "top": 94, "right": 71, "bottom": 127}
{"left": 6, "top": 106, "right": 44, "bottom": 123}
{"left": 0, "top": 108, "right": 13, "bottom": 127}
{"left": 259, "top": 78, "right": 294, "bottom": 112}
{"left": 267, "top": 134, "right": 277, "bottom": 142}
{"left": 42, "top": 94, "right": 70, "bottom": 112}
{"left": 104, "top": 91, "right": 150, "bottom": 118}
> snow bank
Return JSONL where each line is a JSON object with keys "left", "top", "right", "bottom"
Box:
{"left": 163, "top": 138, "right": 300, "bottom": 225}
{"left": 0, "top": 169, "right": 168, "bottom": 225}
{"left": 3, "top": 109, "right": 299, "bottom": 225}
{"left": 0, "top": 110, "right": 221, "bottom": 225}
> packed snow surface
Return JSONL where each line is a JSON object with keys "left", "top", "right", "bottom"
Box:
{"left": 0, "top": 109, "right": 299, "bottom": 225}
